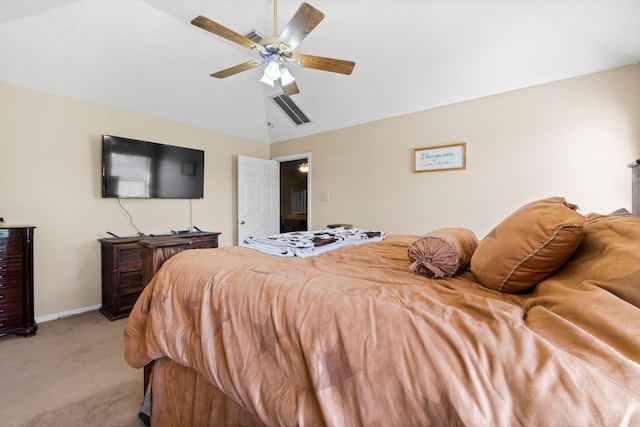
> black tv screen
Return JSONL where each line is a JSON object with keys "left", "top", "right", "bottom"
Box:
{"left": 102, "top": 135, "right": 204, "bottom": 199}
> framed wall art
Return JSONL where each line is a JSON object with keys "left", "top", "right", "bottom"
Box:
{"left": 413, "top": 142, "right": 466, "bottom": 173}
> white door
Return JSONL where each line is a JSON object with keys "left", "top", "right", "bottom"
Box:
{"left": 237, "top": 155, "right": 280, "bottom": 244}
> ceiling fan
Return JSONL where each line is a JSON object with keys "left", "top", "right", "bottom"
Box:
{"left": 191, "top": 1, "right": 355, "bottom": 96}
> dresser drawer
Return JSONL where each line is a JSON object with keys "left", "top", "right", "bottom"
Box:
{"left": 0, "top": 300, "right": 22, "bottom": 317}
{"left": 117, "top": 270, "right": 144, "bottom": 291}
{"left": 0, "top": 269, "right": 24, "bottom": 289}
{"left": 0, "top": 286, "right": 23, "bottom": 303}
{"left": 0, "top": 314, "right": 24, "bottom": 330}
{"left": 116, "top": 246, "right": 143, "bottom": 272}
{"left": 118, "top": 292, "right": 142, "bottom": 313}
{"left": 0, "top": 255, "right": 23, "bottom": 273}
{"left": 0, "top": 237, "right": 22, "bottom": 256}
{"left": 190, "top": 240, "right": 216, "bottom": 249}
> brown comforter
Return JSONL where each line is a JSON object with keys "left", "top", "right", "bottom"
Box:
{"left": 125, "top": 213, "right": 640, "bottom": 426}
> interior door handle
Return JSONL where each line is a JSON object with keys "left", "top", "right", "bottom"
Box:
{"left": 240, "top": 220, "right": 246, "bottom": 225}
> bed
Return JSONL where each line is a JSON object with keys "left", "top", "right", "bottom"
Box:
{"left": 124, "top": 197, "right": 640, "bottom": 426}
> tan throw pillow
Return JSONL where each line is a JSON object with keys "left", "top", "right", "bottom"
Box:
{"left": 408, "top": 228, "right": 478, "bottom": 278}
{"left": 470, "top": 197, "right": 585, "bottom": 293}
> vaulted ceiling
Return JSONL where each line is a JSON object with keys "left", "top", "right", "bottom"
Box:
{"left": 1, "top": 0, "right": 639, "bottom": 144}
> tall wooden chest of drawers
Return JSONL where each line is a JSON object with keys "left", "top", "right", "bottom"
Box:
{"left": 99, "top": 232, "right": 220, "bottom": 320}
{"left": 0, "top": 226, "right": 37, "bottom": 337}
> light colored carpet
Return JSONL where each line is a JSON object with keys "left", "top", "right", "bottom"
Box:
{"left": 0, "top": 310, "right": 144, "bottom": 427}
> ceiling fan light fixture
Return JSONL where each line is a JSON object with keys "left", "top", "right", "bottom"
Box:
{"left": 279, "top": 67, "right": 295, "bottom": 86}
{"left": 264, "top": 60, "right": 281, "bottom": 80}
{"left": 259, "top": 73, "right": 275, "bottom": 86}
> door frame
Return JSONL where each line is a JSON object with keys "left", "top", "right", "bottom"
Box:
{"left": 272, "top": 152, "right": 312, "bottom": 231}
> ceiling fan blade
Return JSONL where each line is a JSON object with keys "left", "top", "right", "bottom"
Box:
{"left": 191, "top": 15, "right": 266, "bottom": 54}
{"left": 291, "top": 53, "right": 355, "bottom": 75}
{"left": 211, "top": 60, "right": 263, "bottom": 79}
{"left": 281, "top": 80, "right": 300, "bottom": 96}
{"left": 279, "top": 2, "right": 325, "bottom": 51}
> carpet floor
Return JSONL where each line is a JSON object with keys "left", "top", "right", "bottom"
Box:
{"left": 0, "top": 310, "right": 144, "bottom": 426}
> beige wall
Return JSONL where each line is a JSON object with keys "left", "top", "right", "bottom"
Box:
{"left": 0, "top": 83, "right": 269, "bottom": 319}
{"left": 272, "top": 65, "right": 640, "bottom": 237}
{"left": 2, "top": 65, "right": 639, "bottom": 320}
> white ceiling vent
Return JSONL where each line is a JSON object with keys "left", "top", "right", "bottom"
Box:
{"left": 244, "top": 30, "right": 264, "bottom": 43}
{"left": 271, "top": 94, "right": 312, "bottom": 126}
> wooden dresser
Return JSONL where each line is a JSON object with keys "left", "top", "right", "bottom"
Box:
{"left": 0, "top": 226, "right": 37, "bottom": 337}
{"left": 99, "top": 231, "right": 220, "bottom": 320}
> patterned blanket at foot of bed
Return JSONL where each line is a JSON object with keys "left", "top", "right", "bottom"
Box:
{"left": 240, "top": 228, "right": 385, "bottom": 257}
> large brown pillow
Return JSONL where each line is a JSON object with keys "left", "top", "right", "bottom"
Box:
{"left": 408, "top": 228, "right": 478, "bottom": 278}
{"left": 470, "top": 197, "right": 585, "bottom": 293}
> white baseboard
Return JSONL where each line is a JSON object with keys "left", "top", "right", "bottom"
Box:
{"left": 36, "top": 304, "right": 102, "bottom": 323}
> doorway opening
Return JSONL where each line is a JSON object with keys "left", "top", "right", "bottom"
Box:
{"left": 275, "top": 154, "right": 311, "bottom": 233}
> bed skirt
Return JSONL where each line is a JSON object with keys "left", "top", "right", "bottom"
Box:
{"left": 149, "top": 358, "right": 267, "bottom": 426}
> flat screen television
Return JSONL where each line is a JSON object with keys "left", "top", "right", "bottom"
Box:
{"left": 102, "top": 135, "right": 204, "bottom": 199}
